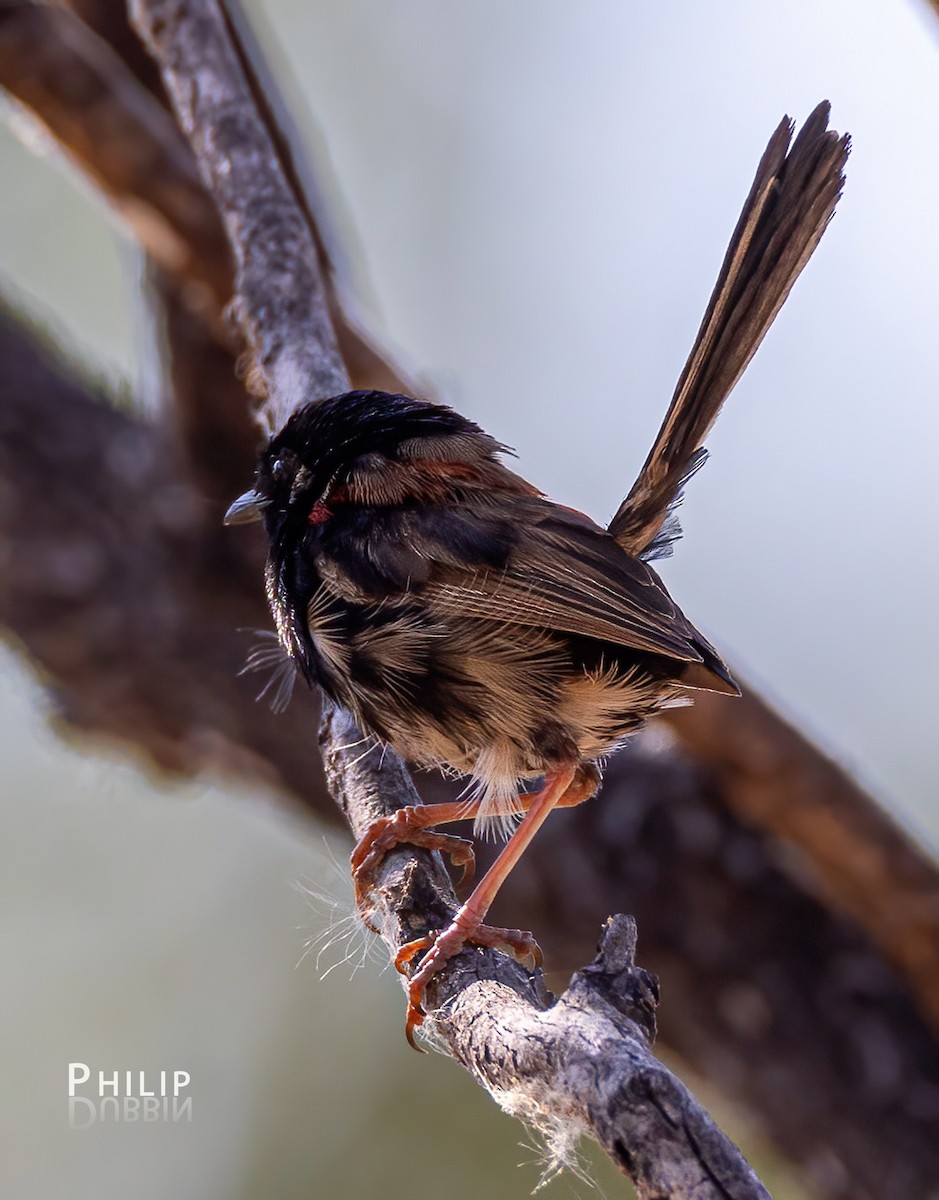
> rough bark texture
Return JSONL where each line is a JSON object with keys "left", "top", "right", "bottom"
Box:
{"left": 139, "top": 0, "right": 775, "bottom": 1191}
{"left": 130, "top": 0, "right": 346, "bottom": 429}
{"left": 507, "top": 743, "right": 939, "bottom": 1200}
{"left": 322, "top": 703, "right": 771, "bottom": 1200}
{"left": 0, "top": 3, "right": 937, "bottom": 1198}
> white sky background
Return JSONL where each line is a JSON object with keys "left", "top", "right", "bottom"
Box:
{"left": 0, "top": 3, "right": 937, "bottom": 1198}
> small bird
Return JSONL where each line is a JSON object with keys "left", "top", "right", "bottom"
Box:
{"left": 226, "top": 102, "right": 848, "bottom": 1042}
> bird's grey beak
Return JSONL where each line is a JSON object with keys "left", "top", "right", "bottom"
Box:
{"left": 224, "top": 489, "right": 266, "bottom": 525}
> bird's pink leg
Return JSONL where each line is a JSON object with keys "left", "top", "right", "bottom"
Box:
{"left": 350, "top": 765, "right": 598, "bottom": 910}
{"left": 396, "top": 764, "right": 598, "bottom": 1046}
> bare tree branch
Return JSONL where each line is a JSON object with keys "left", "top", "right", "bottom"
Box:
{"left": 2, "top": 3, "right": 938, "bottom": 1194}
{"left": 61, "top": 0, "right": 169, "bottom": 100}
{"left": 669, "top": 690, "right": 939, "bottom": 1031}
{"left": 3, "top": 296, "right": 939, "bottom": 1199}
{"left": 512, "top": 740, "right": 939, "bottom": 1200}
{"left": 0, "top": 5, "right": 231, "bottom": 314}
{"left": 217, "top": 0, "right": 414, "bottom": 396}
{"left": 0, "top": 303, "right": 323, "bottom": 799}
{"left": 15, "top": 0, "right": 937, "bottom": 1042}
{"left": 322, "top": 703, "right": 770, "bottom": 1200}
{"left": 125, "top": 0, "right": 777, "bottom": 1190}
{"left": 0, "top": 0, "right": 404, "bottom": 465}
{"left": 0, "top": 3, "right": 404, "bottom": 506}
{"left": 129, "top": 0, "right": 346, "bottom": 430}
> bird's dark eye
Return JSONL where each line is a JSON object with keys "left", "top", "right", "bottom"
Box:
{"left": 271, "top": 458, "right": 285, "bottom": 481}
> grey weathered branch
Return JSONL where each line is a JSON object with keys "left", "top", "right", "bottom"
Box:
{"left": 321, "top": 703, "right": 769, "bottom": 1199}
{"left": 3, "top": 2, "right": 939, "bottom": 1194}
{"left": 128, "top": 1, "right": 774, "bottom": 1191}
{"left": 130, "top": 0, "right": 347, "bottom": 431}
{"left": 12, "top": 0, "right": 936, "bottom": 1042}
{"left": 5, "top": 300, "right": 939, "bottom": 1198}
{"left": 0, "top": 3, "right": 409, "bottom": 405}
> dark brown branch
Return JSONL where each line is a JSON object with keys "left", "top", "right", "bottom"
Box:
{"left": 0, "top": 2, "right": 399, "bottom": 497}
{"left": 0, "top": 3, "right": 407, "bottom": 401}
{"left": 0, "top": 0, "right": 400, "bottom": 505}
{"left": 0, "top": 5, "right": 231, "bottom": 314}
{"left": 151, "top": 264, "right": 257, "bottom": 500}
{"left": 62, "top": 0, "right": 169, "bottom": 100}
{"left": 667, "top": 689, "right": 939, "bottom": 1031}
{"left": 0, "top": 304, "right": 323, "bottom": 800}
{"left": 322, "top": 703, "right": 770, "bottom": 1200}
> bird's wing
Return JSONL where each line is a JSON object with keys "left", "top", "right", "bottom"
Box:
{"left": 393, "top": 498, "right": 736, "bottom": 688}
{"left": 316, "top": 491, "right": 735, "bottom": 690}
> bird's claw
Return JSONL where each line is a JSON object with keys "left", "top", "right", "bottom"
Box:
{"left": 395, "top": 920, "right": 543, "bottom": 1049}
{"left": 350, "top": 808, "right": 476, "bottom": 922}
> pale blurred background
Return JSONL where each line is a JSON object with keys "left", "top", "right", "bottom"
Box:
{"left": 1, "top": 1, "right": 937, "bottom": 1197}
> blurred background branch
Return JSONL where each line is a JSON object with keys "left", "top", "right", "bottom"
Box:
{"left": 1, "top": 2, "right": 938, "bottom": 1198}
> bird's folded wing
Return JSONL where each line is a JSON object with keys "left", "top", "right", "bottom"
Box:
{"left": 419, "top": 503, "right": 712, "bottom": 665}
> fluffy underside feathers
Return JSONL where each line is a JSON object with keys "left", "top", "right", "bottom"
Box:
{"left": 260, "top": 413, "right": 736, "bottom": 831}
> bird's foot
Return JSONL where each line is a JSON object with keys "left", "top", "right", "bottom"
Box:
{"left": 350, "top": 806, "right": 476, "bottom": 919}
{"left": 395, "top": 915, "right": 542, "bottom": 1048}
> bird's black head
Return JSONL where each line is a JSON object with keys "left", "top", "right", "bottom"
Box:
{"left": 224, "top": 390, "right": 502, "bottom": 538}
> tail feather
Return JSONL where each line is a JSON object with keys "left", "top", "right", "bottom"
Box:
{"left": 608, "top": 101, "right": 849, "bottom": 559}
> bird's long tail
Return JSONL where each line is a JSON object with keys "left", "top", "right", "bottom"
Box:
{"left": 608, "top": 101, "right": 850, "bottom": 559}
